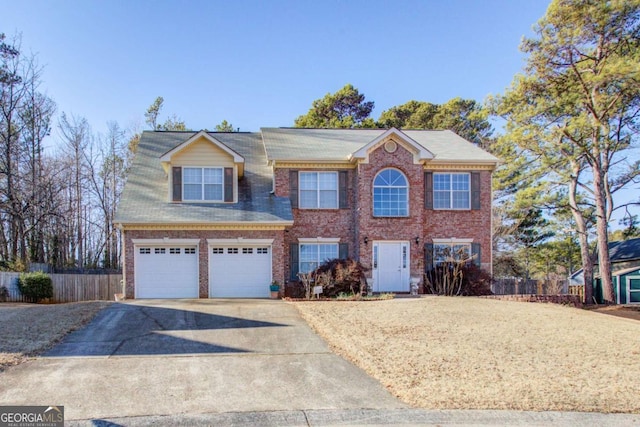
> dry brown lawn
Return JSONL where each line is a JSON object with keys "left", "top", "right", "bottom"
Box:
{"left": 294, "top": 297, "right": 640, "bottom": 413}
{"left": 0, "top": 301, "right": 111, "bottom": 371}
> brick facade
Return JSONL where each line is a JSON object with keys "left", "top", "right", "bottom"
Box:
{"left": 123, "top": 131, "right": 494, "bottom": 298}
{"left": 275, "top": 138, "right": 494, "bottom": 286}
{"left": 123, "top": 229, "right": 285, "bottom": 299}
{"left": 356, "top": 143, "right": 426, "bottom": 278}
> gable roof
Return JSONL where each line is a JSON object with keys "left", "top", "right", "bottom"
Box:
{"left": 115, "top": 131, "right": 293, "bottom": 226}
{"left": 261, "top": 128, "right": 499, "bottom": 165}
{"left": 350, "top": 128, "right": 434, "bottom": 164}
{"left": 160, "top": 130, "right": 244, "bottom": 163}
{"left": 160, "top": 130, "right": 245, "bottom": 176}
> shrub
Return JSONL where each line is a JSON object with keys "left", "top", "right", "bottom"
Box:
{"left": 311, "top": 258, "right": 369, "bottom": 298}
{"left": 425, "top": 263, "right": 493, "bottom": 296}
{"left": 0, "top": 285, "right": 8, "bottom": 302}
{"left": 460, "top": 264, "right": 493, "bottom": 296}
{"left": 17, "top": 271, "right": 53, "bottom": 303}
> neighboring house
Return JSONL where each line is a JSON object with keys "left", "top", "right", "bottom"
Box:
{"left": 114, "top": 127, "right": 499, "bottom": 299}
{"left": 568, "top": 237, "right": 640, "bottom": 304}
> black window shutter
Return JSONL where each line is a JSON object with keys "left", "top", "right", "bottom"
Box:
{"left": 172, "top": 167, "right": 182, "bottom": 202}
{"left": 338, "top": 243, "right": 348, "bottom": 259}
{"left": 471, "top": 242, "right": 481, "bottom": 267}
{"left": 289, "top": 170, "right": 298, "bottom": 209}
{"left": 471, "top": 172, "right": 481, "bottom": 210}
{"left": 424, "top": 172, "right": 433, "bottom": 209}
{"left": 424, "top": 243, "right": 434, "bottom": 272}
{"left": 290, "top": 243, "right": 299, "bottom": 281}
{"left": 224, "top": 167, "right": 234, "bottom": 202}
{"left": 338, "top": 171, "right": 349, "bottom": 209}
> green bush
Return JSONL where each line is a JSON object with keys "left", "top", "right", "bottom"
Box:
{"left": 17, "top": 271, "right": 53, "bottom": 302}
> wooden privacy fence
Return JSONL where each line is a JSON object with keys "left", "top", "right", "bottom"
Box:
{"left": 0, "top": 272, "right": 123, "bottom": 303}
{"left": 568, "top": 285, "right": 585, "bottom": 301}
{"left": 492, "top": 278, "right": 569, "bottom": 296}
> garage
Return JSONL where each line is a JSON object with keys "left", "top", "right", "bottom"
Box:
{"left": 134, "top": 244, "right": 199, "bottom": 298}
{"left": 209, "top": 243, "right": 271, "bottom": 298}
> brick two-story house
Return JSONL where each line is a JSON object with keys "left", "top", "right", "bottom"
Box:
{"left": 114, "top": 127, "right": 499, "bottom": 299}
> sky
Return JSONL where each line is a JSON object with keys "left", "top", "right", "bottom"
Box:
{"left": 3, "top": 0, "right": 551, "bottom": 135}
{"left": 2, "top": 0, "right": 637, "bottom": 227}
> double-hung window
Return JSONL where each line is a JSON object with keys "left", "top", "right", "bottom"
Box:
{"left": 299, "top": 172, "right": 338, "bottom": 209}
{"left": 433, "top": 173, "right": 470, "bottom": 209}
{"left": 299, "top": 243, "right": 338, "bottom": 273}
{"left": 433, "top": 240, "right": 472, "bottom": 265}
{"left": 373, "top": 168, "right": 408, "bottom": 217}
{"left": 183, "top": 167, "right": 223, "bottom": 201}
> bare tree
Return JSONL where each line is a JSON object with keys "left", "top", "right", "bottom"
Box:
{"left": 58, "top": 112, "right": 90, "bottom": 268}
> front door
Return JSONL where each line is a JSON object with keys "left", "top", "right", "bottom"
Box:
{"left": 373, "top": 241, "right": 410, "bottom": 292}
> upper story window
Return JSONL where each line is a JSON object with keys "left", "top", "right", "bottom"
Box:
{"left": 183, "top": 167, "right": 223, "bottom": 201}
{"left": 299, "top": 172, "right": 338, "bottom": 209}
{"left": 433, "top": 173, "right": 470, "bottom": 210}
{"left": 373, "top": 168, "right": 408, "bottom": 217}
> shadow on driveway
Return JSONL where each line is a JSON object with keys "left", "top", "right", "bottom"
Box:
{"left": 44, "top": 301, "right": 288, "bottom": 358}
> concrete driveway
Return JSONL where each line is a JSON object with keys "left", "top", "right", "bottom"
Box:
{"left": 0, "top": 299, "right": 405, "bottom": 422}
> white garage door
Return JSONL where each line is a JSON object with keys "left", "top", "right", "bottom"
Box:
{"left": 135, "top": 246, "right": 199, "bottom": 298}
{"left": 209, "top": 245, "right": 271, "bottom": 298}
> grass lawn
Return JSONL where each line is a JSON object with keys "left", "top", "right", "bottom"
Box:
{"left": 294, "top": 297, "right": 640, "bottom": 413}
{"left": 0, "top": 301, "right": 111, "bottom": 371}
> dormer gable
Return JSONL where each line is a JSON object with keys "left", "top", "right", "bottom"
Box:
{"left": 161, "top": 131, "right": 245, "bottom": 204}
{"left": 349, "top": 128, "right": 434, "bottom": 165}
{"left": 160, "top": 130, "right": 245, "bottom": 177}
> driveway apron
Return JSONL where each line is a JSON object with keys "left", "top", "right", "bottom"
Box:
{"left": 0, "top": 299, "right": 405, "bottom": 421}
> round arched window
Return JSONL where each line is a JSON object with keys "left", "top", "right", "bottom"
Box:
{"left": 373, "top": 169, "right": 408, "bottom": 217}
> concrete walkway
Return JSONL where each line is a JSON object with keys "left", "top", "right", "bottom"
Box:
{"left": 1, "top": 299, "right": 638, "bottom": 426}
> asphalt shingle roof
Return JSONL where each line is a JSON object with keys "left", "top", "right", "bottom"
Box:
{"left": 116, "top": 128, "right": 499, "bottom": 225}
{"left": 260, "top": 128, "right": 500, "bottom": 163}
{"left": 115, "top": 131, "right": 293, "bottom": 225}
{"left": 609, "top": 237, "right": 640, "bottom": 263}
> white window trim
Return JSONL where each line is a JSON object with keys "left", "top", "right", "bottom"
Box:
{"left": 297, "top": 237, "right": 340, "bottom": 243}
{"left": 432, "top": 238, "right": 474, "bottom": 245}
{"left": 373, "top": 168, "right": 409, "bottom": 217}
{"left": 433, "top": 172, "right": 471, "bottom": 211}
{"left": 627, "top": 275, "right": 640, "bottom": 304}
{"left": 183, "top": 166, "right": 224, "bottom": 202}
{"left": 298, "top": 241, "right": 339, "bottom": 274}
{"left": 432, "top": 238, "right": 473, "bottom": 264}
{"left": 299, "top": 171, "right": 339, "bottom": 209}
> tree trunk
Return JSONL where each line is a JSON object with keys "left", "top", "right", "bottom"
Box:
{"left": 593, "top": 162, "right": 614, "bottom": 303}
{"left": 568, "top": 162, "right": 594, "bottom": 304}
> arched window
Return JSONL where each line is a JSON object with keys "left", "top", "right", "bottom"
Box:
{"left": 373, "top": 169, "right": 408, "bottom": 217}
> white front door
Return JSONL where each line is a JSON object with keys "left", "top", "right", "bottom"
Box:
{"left": 373, "top": 241, "right": 410, "bottom": 292}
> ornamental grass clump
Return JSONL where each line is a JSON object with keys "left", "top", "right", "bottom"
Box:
{"left": 424, "top": 248, "right": 492, "bottom": 296}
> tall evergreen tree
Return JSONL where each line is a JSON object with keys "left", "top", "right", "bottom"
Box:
{"left": 494, "top": 0, "right": 640, "bottom": 303}
{"left": 294, "top": 84, "right": 375, "bottom": 128}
